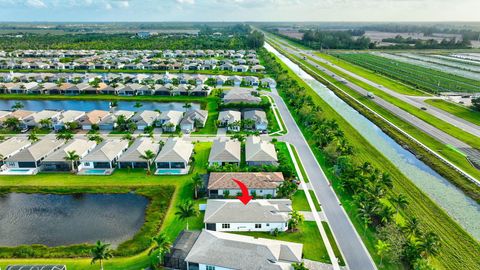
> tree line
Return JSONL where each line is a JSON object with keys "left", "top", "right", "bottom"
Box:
{"left": 260, "top": 48, "right": 441, "bottom": 269}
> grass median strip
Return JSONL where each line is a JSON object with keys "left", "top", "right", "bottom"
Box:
{"left": 424, "top": 99, "right": 480, "bottom": 127}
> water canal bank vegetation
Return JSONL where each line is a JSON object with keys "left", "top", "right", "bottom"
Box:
{"left": 0, "top": 185, "right": 174, "bottom": 259}
{"left": 266, "top": 36, "right": 480, "bottom": 203}
{"left": 260, "top": 47, "right": 480, "bottom": 270}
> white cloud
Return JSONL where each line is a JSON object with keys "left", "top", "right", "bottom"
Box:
{"left": 26, "top": 0, "right": 46, "bottom": 8}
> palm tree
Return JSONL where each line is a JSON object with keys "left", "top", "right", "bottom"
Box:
{"left": 90, "top": 240, "right": 113, "bottom": 270}
{"left": 175, "top": 200, "right": 198, "bottom": 230}
{"left": 56, "top": 131, "right": 73, "bottom": 141}
{"left": 11, "top": 101, "right": 24, "bottom": 111}
{"left": 139, "top": 150, "right": 156, "bottom": 174}
{"left": 4, "top": 117, "right": 21, "bottom": 131}
{"left": 288, "top": 210, "right": 305, "bottom": 232}
{"left": 39, "top": 118, "right": 52, "bottom": 129}
{"left": 28, "top": 131, "right": 39, "bottom": 142}
{"left": 64, "top": 150, "right": 80, "bottom": 172}
{"left": 378, "top": 205, "right": 395, "bottom": 225}
{"left": 292, "top": 262, "right": 309, "bottom": 270}
{"left": 418, "top": 232, "right": 441, "bottom": 259}
{"left": 182, "top": 102, "right": 192, "bottom": 112}
{"left": 376, "top": 239, "right": 391, "bottom": 267}
{"left": 148, "top": 232, "right": 172, "bottom": 266}
{"left": 390, "top": 193, "right": 409, "bottom": 215}
{"left": 191, "top": 173, "right": 203, "bottom": 199}
{"left": 134, "top": 102, "right": 143, "bottom": 108}
{"left": 357, "top": 202, "right": 376, "bottom": 236}
{"left": 404, "top": 217, "right": 421, "bottom": 239}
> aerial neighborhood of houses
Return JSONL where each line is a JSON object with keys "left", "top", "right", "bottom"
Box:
{"left": 0, "top": 48, "right": 310, "bottom": 270}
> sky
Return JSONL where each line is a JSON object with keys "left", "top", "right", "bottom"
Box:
{"left": 0, "top": 0, "right": 478, "bottom": 22}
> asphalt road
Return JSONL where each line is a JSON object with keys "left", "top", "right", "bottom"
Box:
{"left": 270, "top": 37, "right": 480, "bottom": 168}
{"left": 268, "top": 86, "right": 377, "bottom": 270}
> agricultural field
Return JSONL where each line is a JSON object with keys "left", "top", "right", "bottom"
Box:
{"left": 333, "top": 53, "right": 480, "bottom": 94}
{"left": 376, "top": 52, "right": 480, "bottom": 80}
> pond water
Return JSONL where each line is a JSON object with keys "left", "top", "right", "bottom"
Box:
{"left": 0, "top": 193, "right": 148, "bottom": 247}
{"left": 0, "top": 99, "right": 200, "bottom": 112}
{"left": 265, "top": 42, "right": 480, "bottom": 240}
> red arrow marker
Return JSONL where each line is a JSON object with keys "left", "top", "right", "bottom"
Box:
{"left": 232, "top": 178, "right": 253, "bottom": 205}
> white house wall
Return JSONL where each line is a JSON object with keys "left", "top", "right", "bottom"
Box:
{"left": 211, "top": 222, "right": 287, "bottom": 232}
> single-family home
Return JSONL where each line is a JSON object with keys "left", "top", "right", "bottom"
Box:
{"left": 0, "top": 137, "right": 31, "bottom": 164}
{"left": 207, "top": 172, "right": 284, "bottom": 198}
{"left": 98, "top": 110, "right": 134, "bottom": 130}
{"left": 181, "top": 230, "right": 302, "bottom": 270}
{"left": 261, "top": 78, "right": 277, "bottom": 88}
{"left": 24, "top": 110, "right": 62, "bottom": 128}
{"left": 131, "top": 110, "right": 160, "bottom": 130}
{"left": 155, "top": 138, "right": 193, "bottom": 174}
{"left": 42, "top": 139, "right": 97, "bottom": 172}
{"left": 245, "top": 136, "right": 278, "bottom": 166}
{"left": 251, "top": 64, "right": 266, "bottom": 73}
{"left": 204, "top": 199, "right": 292, "bottom": 232}
{"left": 53, "top": 110, "right": 86, "bottom": 131}
{"left": 180, "top": 109, "right": 208, "bottom": 133}
{"left": 118, "top": 138, "right": 160, "bottom": 169}
{"left": 78, "top": 139, "right": 129, "bottom": 171}
{"left": 78, "top": 110, "right": 110, "bottom": 130}
{"left": 218, "top": 110, "right": 241, "bottom": 132}
{"left": 208, "top": 139, "right": 241, "bottom": 166}
{"left": 223, "top": 87, "right": 261, "bottom": 104}
{"left": 0, "top": 109, "right": 35, "bottom": 129}
{"left": 243, "top": 110, "right": 268, "bottom": 131}
{"left": 158, "top": 110, "right": 183, "bottom": 132}
{"left": 5, "top": 138, "right": 65, "bottom": 170}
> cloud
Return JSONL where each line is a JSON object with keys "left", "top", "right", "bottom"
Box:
{"left": 26, "top": 0, "right": 46, "bottom": 8}
{"left": 176, "top": 0, "right": 195, "bottom": 4}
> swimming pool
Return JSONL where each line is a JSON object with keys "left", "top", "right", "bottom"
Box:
{"left": 78, "top": 169, "right": 113, "bottom": 175}
{"left": 0, "top": 168, "right": 37, "bottom": 175}
{"left": 155, "top": 168, "right": 185, "bottom": 175}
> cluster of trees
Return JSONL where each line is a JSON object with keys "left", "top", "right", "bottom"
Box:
{"left": 381, "top": 35, "right": 471, "bottom": 49}
{"left": 291, "top": 30, "right": 373, "bottom": 50}
{"left": 260, "top": 48, "right": 441, "bottom": 269}
{"left": 0, "top": 31, "right": 261, "bottom": 50}
{"left": 471, "top": 97, "right": 480, "bottom": 111}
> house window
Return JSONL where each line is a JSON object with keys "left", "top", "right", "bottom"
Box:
{"left": 255, "top": 224, "right": 262, "bottom": 229}
{"left": 206, "top": 266, "right": 216, "bottom": 270}
{"left": 222, "top": 223, "right": 230, "bottom": 229}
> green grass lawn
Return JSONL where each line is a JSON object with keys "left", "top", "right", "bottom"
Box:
{"left": 292, "top": 190, "right": 311, "bottom": 211}
{"left": 0, "top": 142, "right": 212, "bottom": 270}
{"left": 192, "top": 98, "right": 219, "bottom": 135}
{"left": 266, "top": 39, "right": 480, "bottom": 270}
{"left": 290, "top": 144, "right": 309, "bottom": 182}
{"left": 238, "top": 221, "right": 332, "bottom": 264}
{"left": 425, "top": 99, "right": 480, "bottom": 127}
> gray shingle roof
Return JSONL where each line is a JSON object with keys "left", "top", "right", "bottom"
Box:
{"left": 208, "top": 139, "right": 241, "bottom": 163}
{"left": 185, "top": 230, "right": 302, "bottom": 270}
{"left": 246, "top": 136, "right": 278, "bottom": 163}
{"left": 43, "top": 139, "right": 96, "bottom": 162}
{"left": 118, "top": 138, "right": 160, "bottom": 162}
{"left": 0, "top": 137, "right": 31, "bottom": 159}
{"left": 81, "top": 139, "right": 129, "bottom": 162}
{"left": 6, "top": 139, "right": 65, "bottom": 162}
{"left": 155, "top": 138, "right": 193, "bottom": 163}
{"left": 204, "top": 199, "right": 292, "bottom": 223}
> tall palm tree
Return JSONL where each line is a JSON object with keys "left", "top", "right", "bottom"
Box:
{"left": 64, "top": 150, "right": 80, "bottom": 172}
{"left": 4, "top": 117, "right": 21, "bottom": 131}
{"left": 191, "top": 173, "right": 203, "bottom": 199}
{"left": 418, "top": 232, "right": 441, "bottom": 259}
{"left": 56, "top": 131, "right": 73, "bottom": 141}
{"left": 391, "top": 193, "right": 409, "bottom": 215}
{"left": 39, "top": 118, "right": 52, "bottom": 129}
{"left": 28, "top": 131, "right": 39, "bottom": 142}
{"left": 404, "top": 217, "right": 421, "bottom": 239}
{"left": 11, "top": 102, "right": 24, "bottom": 111}
{"left": 134, "top": 102, "right": 143, "bottom": 108}
{"left": 148, "top": 232, "right": 172, "bottom": 266}
{"left": 182, "top": 102, "right": 192, "bottom": 112}
{"left": 139, "top": 150, "right": 156, "bottom": 174}
{"left": 175, "top": 200, "right": 198, "bottom": 230}
{"left": 90, "top": 240, "right": 113, "bottom": 270}
{"left": 375, "top": 239, "right": 391, "bottom": 267}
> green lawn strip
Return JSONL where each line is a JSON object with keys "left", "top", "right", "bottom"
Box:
{"left": 305, "top": 53, "right": 480, "bottom": 151}
{"left": 192, "top": 98, "right": 219, "bottom": 134}
{"left": 424, "top": 99, "right": 480, "bottom": 127}
{"left": 274, "top": 107, "right": 287, "bottom": 133}
{"left": 237, "top": 221, "right": 331, "bottom": 263}
{"left": 290, "top": 144, "right": 309, "bottom": 182}
{"left": 0, "top": 142, "right": 212, "bottom": 269}
{"left": 267, "top": 46, "right": 480, "bottom": 270}
{"left": 322, "top": 222, "right": 345, "bottom": 266}
{"left": 292, "top": 190, "right": 311, "bottom": 211}
{"left": 286, "top": 50, "right": 480, "bottom": 201}
{"left": 308, "top": 190, "right": 321, "bottom": 211}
